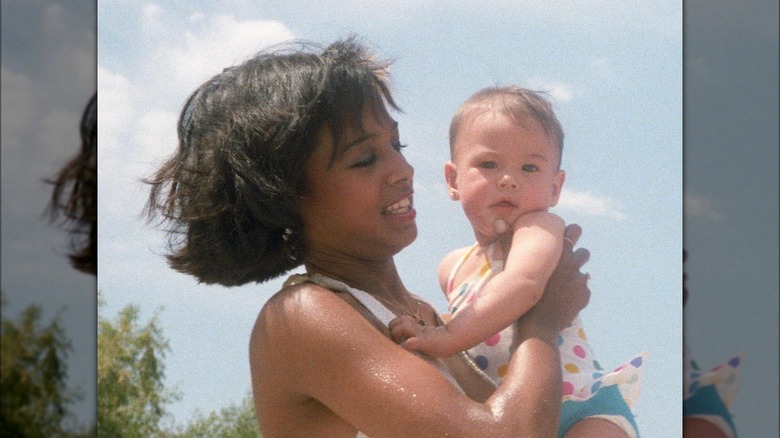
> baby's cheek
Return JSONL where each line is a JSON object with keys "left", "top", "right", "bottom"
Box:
{"left": 462, "top": 205, "right": 491, "bottom": 229}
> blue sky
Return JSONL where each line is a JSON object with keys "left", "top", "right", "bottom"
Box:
{"left": 96, "top": 2, "right": 682, "bottom": 435}
{"left": 1, "top": 0, "right": 96, "bottom": 432}
{"left": 683, "top": 0, "right": 779, "bottom": 434}
{"left": 1, "top": 0, "right": 776, "bottom": 436}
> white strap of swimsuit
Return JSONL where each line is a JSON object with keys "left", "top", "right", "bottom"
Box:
{"left": 302, "top": 273, "right": 398, "bottom": 325}
{"left": 446, "top": 243, "right": 479, "bottom": 294}
{"left": 343, "top": 286, "right": 398, "bottom": 326}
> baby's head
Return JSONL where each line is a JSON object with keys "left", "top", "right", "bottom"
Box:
{"left": 146, "top": 37, "right": 398, "bottom": 286}
{"left": 449, "top": 86, "right": 564, "bottom": 168}
{"left": 446, "top": 86, "right": 565, "bottom": 240}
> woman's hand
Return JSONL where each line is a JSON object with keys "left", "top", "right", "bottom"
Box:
{"left": 515, "top": 223, "right": 591, "bottom": 344}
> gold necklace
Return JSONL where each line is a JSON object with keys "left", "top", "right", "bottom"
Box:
{"left": 374, "top": 293, "right": 426, "bottom": 326}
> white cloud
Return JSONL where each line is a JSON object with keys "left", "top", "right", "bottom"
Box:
{"left": 524, "top": 76, "right": 575, "bottom": 103}
{"left": 134, "top": 109, "right": 179, "bottom": 166}
{"left": 590, "top": 57, "right": 613, "bottom": 77}
{"left": 96, "top": 64, "right": 157, "bottom": 220}
{"left": 60, "top": 44, "right": 97, "bottom": 88}
{"left": 97, "top": 66, "right": 135, "bottom": 154}
{"left": 36, "top": 109, "right": 81, "bottom": 160}
{"left": 97, "top": 13, "right": 299, "bottom": 218}
{"left": 0, "top": 66, "right": 38, "bottom": 153}
{"left": 43, "top": 3, "right": 66, "bottom": 35}
{"left": 141, "top": 3, "right": 164, "bottom": 31}
{"left": 149, "top": 14, "right": 296, "bottom": 102}
{"left": 96, "top": 65, "right": 149, "bottom": 217}
{"left": 684, "top": 191, "right": 723, "bottom": 220}
{"left": 556, "top": 188, "right": 626, "bottom": 221}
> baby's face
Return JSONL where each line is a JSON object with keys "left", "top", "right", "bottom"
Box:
{"left": 446, "top": 112, "right": 564, "bottom": 242}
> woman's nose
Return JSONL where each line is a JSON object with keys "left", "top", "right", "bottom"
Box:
{"left": 387, "top": 152, "right": 414, "bottom": 185}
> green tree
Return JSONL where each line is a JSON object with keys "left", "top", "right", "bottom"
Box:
{"left": 172, "top": 394, "right": 261, "bottom": 438}
{"left": 97, "top": 295, "right": 264, "bottom": 436}
{"left": 1, "top": 292, "right": 82, "bottom": 437}
{"left": 97, "top": 296, "right": 179, "bottom": 437}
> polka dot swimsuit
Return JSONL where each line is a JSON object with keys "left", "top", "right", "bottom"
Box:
{"left": 445, "top": 243, "right": 647, "bottom": 408}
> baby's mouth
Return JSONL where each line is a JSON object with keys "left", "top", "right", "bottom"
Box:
{"left": 383, "top": 196, "right": 412, "bottom": 215}
{"left": 493, "top": 200, "right": 517, "bottom": 208}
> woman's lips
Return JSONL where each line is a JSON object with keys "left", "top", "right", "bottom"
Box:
{"left": 383, "top": 196, "right": 413, "bottom": 215}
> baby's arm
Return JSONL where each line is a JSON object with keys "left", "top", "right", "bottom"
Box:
{"left": 386, "top": 247, "right": 471, "bottom": 354}
{"left": 391, "top": 212, "right": 565, "bottom": 357}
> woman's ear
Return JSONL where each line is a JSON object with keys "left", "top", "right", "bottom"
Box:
{"left": 444, "top": 161, "right": 459, "bottom": 200}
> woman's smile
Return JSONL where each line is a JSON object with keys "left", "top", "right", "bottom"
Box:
{"left": 383, "top": 194, "right": 414, "bottom": 215}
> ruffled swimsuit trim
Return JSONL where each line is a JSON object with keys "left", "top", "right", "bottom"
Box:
{"left": 683, "top": 342, "right": 743, "bottom": 438}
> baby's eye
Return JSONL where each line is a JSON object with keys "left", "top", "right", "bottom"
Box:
{"left": 352, "top": 153, "right": 378, "bottom": 168}
{"left": 391, "top": 139, "right": 407, "bottom": 152}
{"left": 522, "top": 164, "right": 539, "bottom": 172}
{"left": 479, "top": 161, "right": 497, "bottom": 169}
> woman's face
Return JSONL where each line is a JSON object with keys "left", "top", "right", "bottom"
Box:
{"left": 298, "top": 105, "right": 417, "bottom": 262}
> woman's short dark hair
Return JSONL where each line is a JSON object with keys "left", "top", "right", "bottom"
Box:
{"left": 145, "top": 36, "right": 399, "bottom": 286}
{"left": 47, "top": 93, "right": 97, "bottom": 275}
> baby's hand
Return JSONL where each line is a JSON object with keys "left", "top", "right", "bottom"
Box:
{"left": 388, "top": 315, "right": 425, "bottom": 350}
{"left": 389, "top": 317, "right": 455, "bottom": 356}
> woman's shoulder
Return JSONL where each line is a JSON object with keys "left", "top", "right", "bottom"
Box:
{"left": 257, "top": 279, "right": 344, "bottom": 329}
{"left": 249, "top": 275, "right": 400, "bottom": 391}
{"left": 249, "top": 280, "right": 359, "bottom": 428}
{"left": 253, "top": 276, "right": 380, "bottom": 345}
{"left": 250, "top": 280, "right": 360, "bottom": 377}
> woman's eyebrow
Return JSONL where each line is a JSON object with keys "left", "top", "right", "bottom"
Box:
{"left": 342, "top": 132, "right": 375, "bottom": 152}
{"left": 339, "top": 120, "right": 398, "bottom": 154}
{"left": 328, "top": 131, "right": 374, "bottom": 167}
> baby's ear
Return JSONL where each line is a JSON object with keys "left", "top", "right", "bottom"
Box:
{"left": 549, "top": 169, "right": 565, "bottom": 207}
{"left": 444, "top": 161, "right": 459, "bottom": 200}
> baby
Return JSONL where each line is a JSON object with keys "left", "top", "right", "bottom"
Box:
{"left": 390, "top": 86, "right": 645, "bottom": 437}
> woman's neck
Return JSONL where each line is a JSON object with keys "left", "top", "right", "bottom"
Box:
{"left": 303, "top": 256, "right": 407, "bottom": 301}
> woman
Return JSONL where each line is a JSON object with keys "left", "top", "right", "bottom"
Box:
{"left": 146, "top": 37, "right": 591, "bottom": 437}
{"left": 47, "top": 93, "right": 97, "bottom": 275}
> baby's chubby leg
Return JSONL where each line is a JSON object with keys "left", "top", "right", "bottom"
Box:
{"left": 683, "top": 418, "right": 729, "bottom": 438}
{"left": 564, "top": 418, "right": 630, "bottom": 438}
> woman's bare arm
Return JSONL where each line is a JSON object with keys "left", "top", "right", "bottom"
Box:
{"left": 251, "top": 284, "right": 561, "bottom": 438}
{"left": 251, "top": 224, "right": 588, "bottom": 438}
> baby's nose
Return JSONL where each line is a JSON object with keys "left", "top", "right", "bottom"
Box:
{"left": 498, "top": 174, "right": 518, "bottom": 189}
